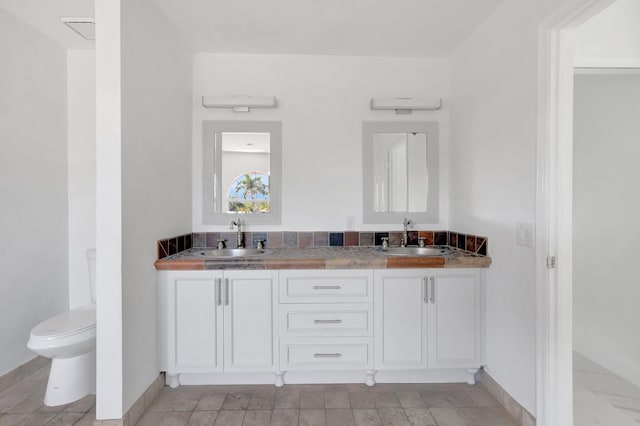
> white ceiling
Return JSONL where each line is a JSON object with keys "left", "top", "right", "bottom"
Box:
{"left": 155, "top": 0, "right": 503, "bottom": 57}
{"left": 222, "top": 132, "right": 271, "bottom": 154}
{"left": 0, "top": 0, "right": 503, "bottom": 56}
{"left": 0, "top": 0, "right": 94, "bottom": 49}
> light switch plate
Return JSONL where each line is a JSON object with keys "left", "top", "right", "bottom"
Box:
{"left": 516, "top": 222, "right": 534, "bottom": 248}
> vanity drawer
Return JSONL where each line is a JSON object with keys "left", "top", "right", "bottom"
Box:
{"left": 279, "top": 304, "right": 373, "bottom": 337}
{"left": 280, "top": 337, "right": 373, "bottom": 370}
{"left": 279, "top": 270, "right": 373, "bottom": 303}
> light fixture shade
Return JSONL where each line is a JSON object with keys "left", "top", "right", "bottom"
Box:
{"left": 202, "top": 95, "right": 277, "bottom": 112}
{"left": 370, "top": 97, "right": 442, "bottom": 113}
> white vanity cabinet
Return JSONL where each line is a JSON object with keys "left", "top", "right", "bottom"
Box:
{"left": 277, "top": 269, "right": 376, "bottom": 385}
{"left": 158, "top": 266, "right": 485, "bottom": 387}
{"left": 158, "top": 270, "right": 278, "bottom": 387}
{"left": 374, "top": 269, "right": 482, "bottom": 383}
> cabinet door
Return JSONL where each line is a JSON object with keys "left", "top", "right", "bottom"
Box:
{"left": 374, "top": 270, "right": 428, "bottom": 370}
{"left": 223, "top": 270, "right": 278, "bottom": 372}
{"left": 172, "top": 274, "right": 224, "bottom": 373}
{"left": 427, "top": 271, "right": 481, "bottom": 368}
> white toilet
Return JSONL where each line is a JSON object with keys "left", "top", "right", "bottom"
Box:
{"left": 28, "top": 249, "right": 97, "bottom": 406}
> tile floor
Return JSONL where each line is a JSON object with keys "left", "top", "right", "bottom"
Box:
{"left": 0, "top": 365, "right": 95, "bottom": 425}
{"left": 137, "top": 382, "right": 519, "bottom": 426}
{"left": 0, "top": 363, "right": 519, "bottom": 425}
{"left": 574, "top": 352, "right": 640, "bottom": 426}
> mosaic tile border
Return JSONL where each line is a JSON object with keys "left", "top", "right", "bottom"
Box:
{"left": 157, "top": 233, "right": 192, "bottom": 260}
{"left": 157, "top": 230, "right": 488, "bottom": 260}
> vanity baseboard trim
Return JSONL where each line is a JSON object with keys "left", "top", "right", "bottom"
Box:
{"left": 163, "top": 368, "right": 480, "bottom": 388}
{"left": 174, "top": 372, "right": 279, "bottom": 387}
{"left": 277, "top": 370, "right": 374, "bottom": 385}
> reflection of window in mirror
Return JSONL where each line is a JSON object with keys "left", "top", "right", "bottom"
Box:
{"left": 363, "top": 122, "right": 438, "bottom": 224}
{"left": 203, "top": 121, "right": 282, "bottom": 225}
{"left": 228, "top": 171, "right": 270, "bottom": 213}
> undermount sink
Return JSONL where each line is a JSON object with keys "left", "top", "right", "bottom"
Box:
{"left": 381, "top": 246, "right": 453, "bottom": 256}
{"left": 190, "top": 248, "right": 273, "bottom": 258}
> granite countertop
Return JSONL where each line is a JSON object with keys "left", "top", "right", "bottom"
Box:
{"left": 154, "top": 246, "right": 491, "bottom": 270}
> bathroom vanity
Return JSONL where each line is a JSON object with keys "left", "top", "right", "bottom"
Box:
{"left": 156, "top": 246, "right": 489, "bottom": 388}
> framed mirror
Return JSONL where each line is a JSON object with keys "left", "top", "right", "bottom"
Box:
{"left": 363, "top": 121, "right": 439, "bottom": 224}
{"left": 203, "top": 121, "right": 282, "bottom": 225}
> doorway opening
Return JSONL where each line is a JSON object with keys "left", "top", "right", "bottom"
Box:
{"left": 537, "top": 0, "right": 639, "bottom": 424}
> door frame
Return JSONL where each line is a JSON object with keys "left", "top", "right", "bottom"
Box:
{"left": 535, "top": 1, "right": 617, "bottom": 425}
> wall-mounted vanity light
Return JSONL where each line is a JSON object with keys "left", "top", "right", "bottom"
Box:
{"left": 202, "top": 95, "right": 277, "bottom": 112}
{"left": 370, "top": 97, "right": 442, "bottom": 114}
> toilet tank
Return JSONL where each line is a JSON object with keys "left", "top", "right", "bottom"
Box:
{"left": 86, "top": 249, "right": 97, "bottom": 304}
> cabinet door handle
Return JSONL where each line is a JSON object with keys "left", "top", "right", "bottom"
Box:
{"left": 215, "top": 278, "right": 221, "bottom": 306}
{"left": 313, "top": 285, "right": 341, "bottom": 290}
{"left": 422, "top": 276, "right": 428, "bottom": 303}
{"left": 224, "top": 278, "right": 230, "bottom": 306}
{"left": 313, "top": 353, "right": 342, "bottom": 358}
{"left": 313, "top": 319, "right": 342, "bottom": 324}
{"left": 430, "top": 276, "right": 435, "bottom": 303}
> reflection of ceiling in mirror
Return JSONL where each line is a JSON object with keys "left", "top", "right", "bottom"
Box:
{"left": 222, "top": 132, "right": 271, "bottom": 153}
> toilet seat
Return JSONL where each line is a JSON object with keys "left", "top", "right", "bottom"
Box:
{"left": 30, "top": 305, "right": 96, "bottom": 341}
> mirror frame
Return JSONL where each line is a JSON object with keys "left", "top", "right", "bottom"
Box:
{"left": 362, "top": 121, "right": 439, "bottom": 224}
{"left": 202, "top": 120, "right": 282, "bottom": 225}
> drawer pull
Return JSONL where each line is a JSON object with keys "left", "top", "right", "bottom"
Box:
{"left": 430, "top": 276, "right": 435, "bottom": 303}
{"left": 313, "top": 285, "right": 342, "bottom": 290}
{"left": 313, "top": 353, "right": 342, "bottom": 358}
{"left": 313, "top": 319, "right": 343, "bottom": 324}
{"left": 215, "top": 278, "right": 222, "bottom": 306}
{"left": 422, "top": 276, "right": 428, "bottom": 303}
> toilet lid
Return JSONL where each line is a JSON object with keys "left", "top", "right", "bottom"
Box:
{"left": 31, "top": 307, "right": 96, "bottom": 339}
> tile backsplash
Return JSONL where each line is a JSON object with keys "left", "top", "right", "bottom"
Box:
{"left": 157, "top": 230, "right": 488, "bottom": 260}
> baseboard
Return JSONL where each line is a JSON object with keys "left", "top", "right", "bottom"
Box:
{"left": 93, "top": 373, "right": 165, "bottom": 426}
{"left": 573, "top": 333, "right": 640, "bottom": 389}
{"left": 123, "top": 373, "right": 165, "bottom": 426}
{"left": 478, "top": 368, "right": 536, "bottom": 426}
{"left": 0, "top": 356, "right": 49, "bottom": 394}
{"left": 92, "top": 420, "right": 124, "bottom": 426}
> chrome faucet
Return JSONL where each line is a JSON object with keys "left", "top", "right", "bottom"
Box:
{"left": 401, "top": 218, "right": 413, "bottom": 247}
{"left": 230, "top": 218, "right": 244, "bottom": 248}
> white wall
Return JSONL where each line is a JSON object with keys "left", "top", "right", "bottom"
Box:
{"left": 574, "top": 0, "right": 640, "bottom": 68}
{"left": 95, "top": 0, "right": 123, "bottom": 418}
{"left": 0, "top": 8, "right": 68, "bottom": 376}
{"left": 448, "top": 0, "right": 586, "bottom": 414}
{"left": 192, "top": 54, "right": 450, "bottom": 232}
{"left": 120, "top": 0, "right": 192, "bottom": 414}
{"left": 95, "top": 0, "right": 192, "bottom": 418}
{"left": 67, "top": 50, "right": 96, "bottom": 309}
{"left": 573, "top": 74, "right": 640, "bottom": 388}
